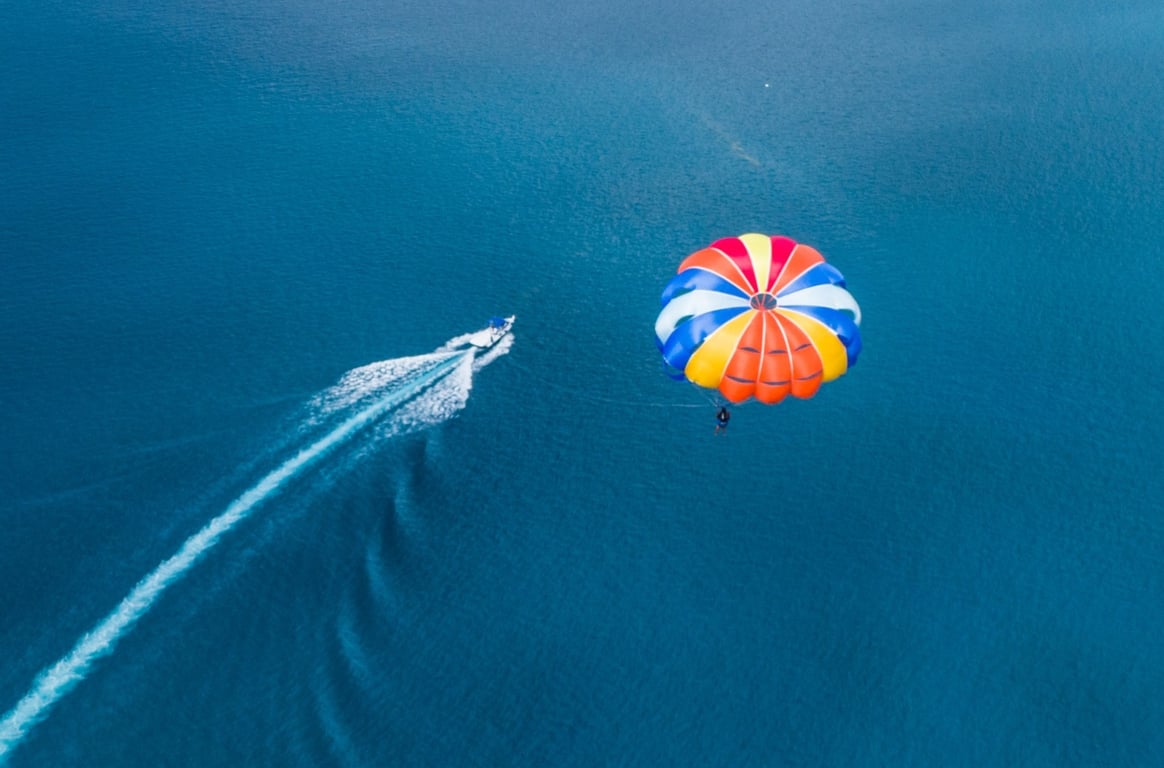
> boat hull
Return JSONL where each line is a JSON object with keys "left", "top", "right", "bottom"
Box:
{"left": 466, "top": 315, "right": 515, "bottom": 350}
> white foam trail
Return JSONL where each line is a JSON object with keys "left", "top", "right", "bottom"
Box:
{"left": 383, "top": 353, "right": 476, "bottom": 438}
{"left": 437, "top": 330, "right": 482, "bottom": 351}
{"left": 0, "top": 346, "right": 476, "bottom": 763}
{"left": 472, "top": 333, "right": 514, "bottom": 372}
{"left": 309, "top": 351, "right": 461, "bottom": 420}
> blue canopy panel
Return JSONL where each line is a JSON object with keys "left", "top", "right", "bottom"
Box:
{"left": 780, "top": 305, "right": 863, "bottom": 366}
{"left": 660, "top": 306, "right": 750, "bottom": 372}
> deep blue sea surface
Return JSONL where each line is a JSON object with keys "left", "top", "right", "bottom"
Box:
{"left": 3, "top": 1, "right": 1164, "bottom": 765}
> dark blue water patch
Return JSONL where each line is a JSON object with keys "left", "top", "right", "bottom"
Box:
{"left": 5, "top": 0, "right": 1164, "bottom": 765}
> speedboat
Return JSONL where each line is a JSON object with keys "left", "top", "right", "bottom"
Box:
{"left": 466, "top": 315, "right": 515, "bottom": 350}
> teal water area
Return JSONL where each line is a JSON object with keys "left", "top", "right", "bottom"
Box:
{"left": 2, "top": 1, "right": 1163, "bottom": 765}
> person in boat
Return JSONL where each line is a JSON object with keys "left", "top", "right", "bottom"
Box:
{"left": 715, "top": 406, "right": 731, "bottom": 434}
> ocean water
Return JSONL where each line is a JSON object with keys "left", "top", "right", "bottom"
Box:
{"left": 3, "top": 1, "right": 1163, "bottom": 765}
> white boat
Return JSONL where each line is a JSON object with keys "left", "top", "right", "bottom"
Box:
{"left": 465, "top": 315, "right": 515, "bottom": 350}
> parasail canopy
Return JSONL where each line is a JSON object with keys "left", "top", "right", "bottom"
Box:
{"left": 655, "top": 233, "right": 862, "bottom": 404}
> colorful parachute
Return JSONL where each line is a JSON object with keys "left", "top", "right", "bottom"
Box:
{"left": 655, "top": 234, "right": 862, "bottom": 404}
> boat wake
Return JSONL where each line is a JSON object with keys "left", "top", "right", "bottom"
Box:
{"left": 0, "top": 328, "right": 514, "bottom": 764}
